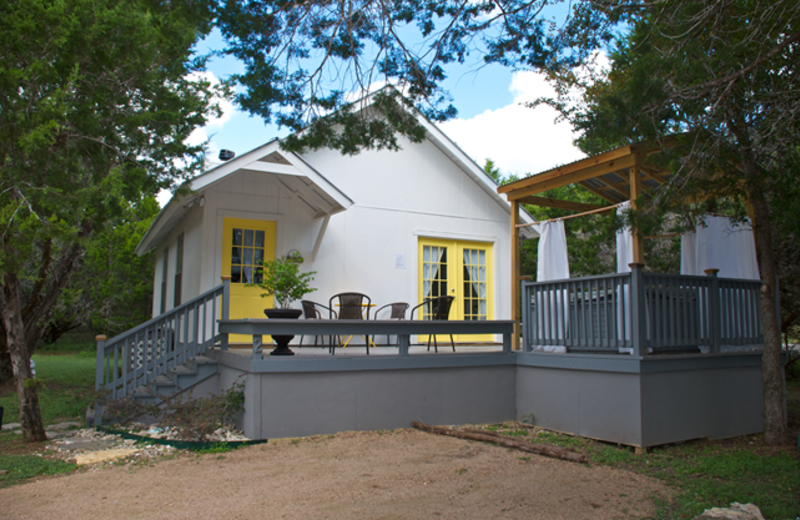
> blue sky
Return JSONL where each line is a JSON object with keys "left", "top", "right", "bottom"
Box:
{"left": 177, "top": 20, "right": 591, "bottom": 205}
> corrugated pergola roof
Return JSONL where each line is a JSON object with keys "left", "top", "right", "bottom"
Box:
{"left": 498, "top": 137, "right": 678, "bottom": 208}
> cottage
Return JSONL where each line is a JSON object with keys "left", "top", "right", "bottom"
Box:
{"left": 136, "top": 96, "right": 536, "bottom": 344}
{"left": 95, "top": 109, "right": 774, "bottom": 448}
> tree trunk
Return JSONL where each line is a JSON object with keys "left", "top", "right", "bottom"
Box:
{"left": 743, "top": 159, "right": 787, "bottom": 445}
{"left": 0, "top": 322, "right": 12, "bottom": 382}
{"left": 1, "top": 273, "right": 46, "bottom": 442}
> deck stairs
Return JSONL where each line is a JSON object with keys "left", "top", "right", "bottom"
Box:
{"left": 90, "top": 283, "right": 228, "bottom": 426}
{"left": 129, "top": 354, "right": 219, "bottom": 406}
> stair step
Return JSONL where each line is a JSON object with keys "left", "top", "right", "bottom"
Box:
{"left": 105, "top": 352, "right": 220, "bottom": 419}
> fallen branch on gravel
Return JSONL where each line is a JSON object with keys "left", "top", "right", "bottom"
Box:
{"left": 411, "top": 421, "right": 587, "bottom": 464}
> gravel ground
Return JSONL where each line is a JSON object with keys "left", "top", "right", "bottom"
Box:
{"left": 0, "top": 429, "right": 670, "bottom": 519}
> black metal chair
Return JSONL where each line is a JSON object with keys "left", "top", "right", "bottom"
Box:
{"left": 372, "top": 302, "right": 409, "bottom": 346}
{"left": 299, "top": 300, "right": 335, "bottom": 349}
{"left": 328, "top": 292, "right": 372, "bottom": 354}
{"left": 410, "top": 296, "right": 456, "bottom": 352}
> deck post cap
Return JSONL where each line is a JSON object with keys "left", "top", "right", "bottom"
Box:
{"left": 95, "top": 335, "right": 107, "bottom": 341}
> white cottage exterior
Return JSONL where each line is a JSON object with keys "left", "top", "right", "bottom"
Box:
{"left": 136, "top": 104, "right": 536, "bottom": 343}
{"left": 97, "top": 122, "right": 770, "bottom": 447}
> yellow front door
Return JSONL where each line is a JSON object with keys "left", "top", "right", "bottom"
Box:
{"left": 417, "top": 238, "right": 494, "bottom": 343}
{"left": 221, "top": 218, "right": 276, "bottom": 344}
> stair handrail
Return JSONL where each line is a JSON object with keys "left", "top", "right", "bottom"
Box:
{"left": 95, "top": 279, "right": 229, "bottom": 400}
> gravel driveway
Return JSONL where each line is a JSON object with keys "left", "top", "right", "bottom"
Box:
{"left": 0, "top": 429, "right": 669, "bottom": 519}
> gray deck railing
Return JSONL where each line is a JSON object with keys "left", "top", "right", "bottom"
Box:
{"left": 217, "top": 319, "right": 515, "bottom": 359}
{"left": 522, "top": 265, "right": 763, "bottom": 355}
{"left": 95, "top": 279, "right": 230, "bottom": 399}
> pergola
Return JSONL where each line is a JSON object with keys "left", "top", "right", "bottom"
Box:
{"left": 497, "top": 138, "right": 679, "bottom": 350}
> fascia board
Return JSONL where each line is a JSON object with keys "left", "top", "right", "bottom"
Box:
{"left": 278, "top": 151, "right": 354, "bottom": 212}
{"left": 136, "top": 140, "right": 354, "bottom": 255}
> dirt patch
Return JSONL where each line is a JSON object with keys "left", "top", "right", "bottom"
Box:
{"left": 0, "top": 428, "right": 670, "bottom": 519}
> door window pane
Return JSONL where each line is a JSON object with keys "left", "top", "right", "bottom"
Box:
{"left": 462, "top": 247, "right": 487, "bottom": 321}
{"left": 422, "top": 245, "right": 448, "bottom": 319}
{"left": 230, "top": 226, "right": 268, "bottom": 284}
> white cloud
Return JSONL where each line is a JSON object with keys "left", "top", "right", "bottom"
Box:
{"left": 440, "top": 71, "right": 586, "bottom": 179}
{"left": 185, "top": 71, "right": 237, "bottom": 160}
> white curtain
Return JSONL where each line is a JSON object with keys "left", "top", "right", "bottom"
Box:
{"left": 615, "top": 201, "right": 634, "bottom": 350}
{"left": 680, "top": 232, "right": 698, "bottom": 275}
{"left": 681, "top": 216, "right": 759, "bottom": 280}
{"left": 536, "top": 220, "right": 570, "bottom": 282}
{"left": 533, "top": 220, "right": 569, "bottom": 352}
{"left": 616, "top": 201, "right": 633, "bottom": 273}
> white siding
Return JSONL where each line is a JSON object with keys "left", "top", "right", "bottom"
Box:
{"left": 151, "top": 130, "right": 514, "bottom": 322}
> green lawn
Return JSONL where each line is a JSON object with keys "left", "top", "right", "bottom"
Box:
{"left": 0, "top": 342, "right": 97, "bottom": 488}
{"left": 0, "top": 350, "right": 96, "bottom": 426}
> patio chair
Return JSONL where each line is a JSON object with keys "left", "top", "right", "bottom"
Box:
{"left": 410, "top": 295, "right": 456, "bottom": 352}
{"left": 328, "top": 292, "right": 372, "bottom": 354}
{"left": 372, "top": 302, "right": 409, "bottom": 346}
{"left": 299, "top": 300, "right": 336, "bottom": 349}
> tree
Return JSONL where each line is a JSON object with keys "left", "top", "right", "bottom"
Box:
{"left": 542, "top": 0, "right": 800, "bottom": 444}
{"left": 52, "top": 196, "right": 161, "bottom": 340}
{"left": 0, "top": 0, "right": 219, "bottom": 442}
{"left": 215, "top": 0, "right": 595, "bottom": 154}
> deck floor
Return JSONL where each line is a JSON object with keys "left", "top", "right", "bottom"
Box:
{"left": 224, "top": 343, "right": 505, "bottom": 357}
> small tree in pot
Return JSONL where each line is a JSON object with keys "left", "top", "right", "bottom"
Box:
{"left": 248, "top": 251, "right": 316, "bottom": 355}
{"left": 251, "top": 251, "right": 317, "bottom": 310}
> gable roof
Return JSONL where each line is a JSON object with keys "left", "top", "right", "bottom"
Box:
{"left": 135, "top": 140, "right": 353, "bottom": 254}
{"left": 137, "top": 90, "right": 538, "bottom": 255}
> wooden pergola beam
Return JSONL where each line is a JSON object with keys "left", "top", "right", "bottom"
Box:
{"left": 498, "top": 146, "right": 634, "bottom": 195}
{"left": 592, "top": 175, "right": 631, "bottom": 201}
{"left": 576, "top": 181, "right": 620, "bottom": 204}
{"left": 502, "top": 155, "right": 637, "bottom": 201}
{"left": 639, "top": 165, "right": 670, "bottom": 184}
{"left": 517, "top": 196, "right": 612, "bottom": 213}
{"left": 630, "top": 154, "right": 645, "bottom": 263}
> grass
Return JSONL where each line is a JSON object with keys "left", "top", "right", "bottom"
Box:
{"left": 480, "top": 378, "right": 800, "bottom": 520}
{"left": 0, "top": 350, "right": 97, "bottom": 425}
{"left": 0, "top": 450, "right": 79, "bottom": 488}
{"left": 0, "top": 336, "right": 96, "bottom": 488}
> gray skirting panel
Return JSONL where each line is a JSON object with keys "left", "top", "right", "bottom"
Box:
{"left": 208, "top": 349, "right": 770, "bottom": 448}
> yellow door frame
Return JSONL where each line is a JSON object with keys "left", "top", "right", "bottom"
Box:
{"left": 417, "top": 238, "right": 494, "bottom": 343}
{"left": 221, "top": 217, "right": 276, "bottom": 344}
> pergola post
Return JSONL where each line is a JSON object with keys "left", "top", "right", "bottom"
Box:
{"left": 630, "top": 154, "right": 645, "bottom": 264}
{"left": 511, "top": 200, "right": 521, "bottom": 351}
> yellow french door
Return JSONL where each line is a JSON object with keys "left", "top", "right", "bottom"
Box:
{"left": 221, "top": 218, "right": 276, "bottom": 344}
{"left": 418, "top": 238, "right": 493, "bottom": 343}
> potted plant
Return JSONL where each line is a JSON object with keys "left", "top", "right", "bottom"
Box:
{"left": 249, "top": 251, "right": 316, "bottom": 355}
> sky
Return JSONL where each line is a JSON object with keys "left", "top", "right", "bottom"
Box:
{"left": 169, "top": 27, "right": 589, "bottom": 205}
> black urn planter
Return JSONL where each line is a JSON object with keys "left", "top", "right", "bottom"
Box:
{"left": 263, "top": 308, "right": 303, "bottom": 356}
